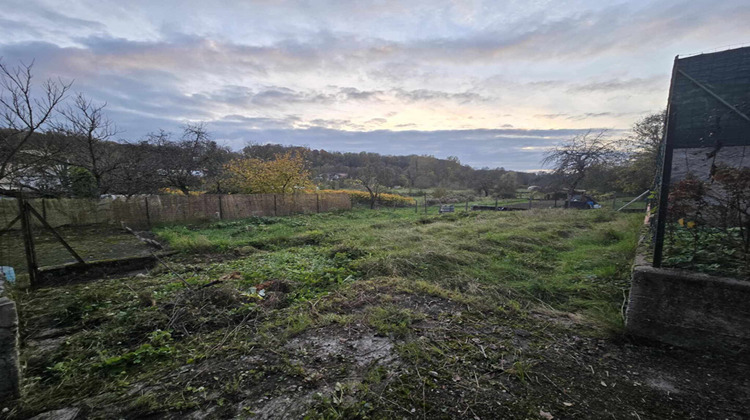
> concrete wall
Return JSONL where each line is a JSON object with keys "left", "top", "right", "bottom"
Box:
{"left": 626, "top": 264, "right": 750, "bottom": 354}
{"left": 0, "top": 295, "right": 20, "bottom": 403}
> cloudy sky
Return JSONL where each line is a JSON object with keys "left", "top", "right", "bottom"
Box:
{"left": 2, "top": 0, "right": 749, "bottom": 170}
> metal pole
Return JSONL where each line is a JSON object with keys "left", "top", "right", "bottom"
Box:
{"left": 617, "top": 189, "right": 651, "bottom": 212}
{"left": 653, "top": 56, "right": 680, "bottom": 268}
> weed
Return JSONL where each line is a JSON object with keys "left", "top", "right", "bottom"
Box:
{"left": 367, "top": 306, "right": 422, "bottom": 338}
{"left": 509, "top": 359, "right": 534, "bottom": 384}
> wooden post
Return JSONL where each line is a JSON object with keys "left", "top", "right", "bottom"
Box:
{"left": 26, "top": 204, "right": 85, "bottom": 265}
{"left": 612, "top": 193, "right": 617, "bottom": 210}
{"left": 528, "top": 198, "right": 532, "bottom": 209}
{"left": 316, "top": 193, "right": 320, "bottom": 213}
{"left": 415, "top": 199, "right": 418, "bottom": 213}
{"left": 273, "top": 194, "right": 277, "bottom": 216}
{"left": 18, "top": 198, "right": 38, "bottom": 287}
{"left": 495, "top": 198, "right": 498, "bottom": 208}
{"left": 218, "top": 195, "right": 224, "bottom": 220}
{"left": 424, "top": 192, "right": 427, "bottom": 214}
{"left": 465, "top": 200, "right": 469, "bottom": 212}
{"left": 182, "top": 196, "right": 188, "bottom": 222}
{"left": 144, "top": 196, "right": 151, "bottom": 228}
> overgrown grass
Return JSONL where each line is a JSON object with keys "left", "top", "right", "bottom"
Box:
{"left": 9, "top": 207, "right": 644, "bottom": 418}
{"left": 155, "top": 208, "right": 641, "bottom": 324}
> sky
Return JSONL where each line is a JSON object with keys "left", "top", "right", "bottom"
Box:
{"left": 1, "top": 0, "right": 749, "bottom": 171}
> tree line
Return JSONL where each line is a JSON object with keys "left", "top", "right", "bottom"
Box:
{"left": 1, "top": 60, "right": 663, "bottom": 201}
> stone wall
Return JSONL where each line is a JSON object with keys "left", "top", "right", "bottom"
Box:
{"left": 0, "top": 295, "right": 20, "bottom": 403}
{"left": 626, "top": 264, "right": 750, "bottom": 354}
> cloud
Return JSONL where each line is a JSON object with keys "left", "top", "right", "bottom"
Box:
{"left": 1, "top": 0, "right": 748, "bottom": 171}
{"left": 392, "top": 88, "right": 487, "bottom": 103}
{"left": 535, "top": 113, "right": 569, "bottom": 119}
{"left": 568, "top": 77, "right": 665, "bottom": 92}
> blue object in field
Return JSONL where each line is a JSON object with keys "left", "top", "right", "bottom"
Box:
{"left": 0, "top": 266, "right": 15, "bottom": 283}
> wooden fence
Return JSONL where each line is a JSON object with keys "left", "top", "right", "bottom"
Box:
{"left": 0, "top": 193, "right": 351, "bottom": 230}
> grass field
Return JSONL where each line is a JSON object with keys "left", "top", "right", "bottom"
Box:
{"left": 6, "top": 208, "right": 748, "bottom": 419}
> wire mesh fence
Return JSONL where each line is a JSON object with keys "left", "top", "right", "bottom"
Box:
{"left": 652, "top": 46, "right": 750, "bottom": 278}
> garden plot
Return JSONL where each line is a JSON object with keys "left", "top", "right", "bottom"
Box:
{"left": 0, "top": 225, "right": 156, "bottom": 278}
{"left": 5, "top": 208, "right": 749, "bottom": 419}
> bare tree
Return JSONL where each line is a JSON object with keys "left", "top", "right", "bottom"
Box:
{"left": 0, "top": 59, "right": 71, "bottom": 194}
{"left": 542, "top": 129, "right": 620, "bottom": 206}
{"left": 355, "top": 160, "right": 395, "bottom": 209}
{"left": 56, "top": 93, "right": 120, "bottom": 194}
{"left": 109, "top": 140, "right": 163, "bottom": 198}
{"left": 151, "top": 123, "right": 231, "bottom": 194}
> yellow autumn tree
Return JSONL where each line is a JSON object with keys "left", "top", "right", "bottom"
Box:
{"left": 224, "top": 151, "right": 313, "bottom": 194}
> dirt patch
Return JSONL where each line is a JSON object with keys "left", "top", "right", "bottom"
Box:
{"left": 286, "top": 328, "right": 396, "bottom": 369}
{"left": 243, "top": 389, "right": 323, "bottom": 420}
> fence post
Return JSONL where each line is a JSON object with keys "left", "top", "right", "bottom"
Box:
{"left": 465, "top": 200, "right": 469, "bottom": 212}
{"left": 182, "top": 196, "right": 188, "bottom": 222}
{"left": 144, "top": 196, "right": 151, "bottom": 228}
{"left": 415, "top": 199, "right": 418, "bottom": 213}
{"left": 528, "top": 198, "right": 532, "bottom": 210}
{"left": 424, "top": 193, "right": 427, "bottom": 214}
{"left": 273, "top": 194, "right": 277, "bottom": 217}
{"left": 18, "top": 199, "right": 38, "bottom": 287}
{"left": 316, "top": 193, "right": 320, "bottom": 213}
{"left": 612, "top": 193, "right": 617, "bottom": 210}
{"left": 218, "top": 195, "right": 224, "bottom": 220}
{"left": 495, "top": 198, "right": 498, "bottom": 208}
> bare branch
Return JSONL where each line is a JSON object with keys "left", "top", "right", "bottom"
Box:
{"left": 0, "top": 59, "right": 72, "bottom": 187}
